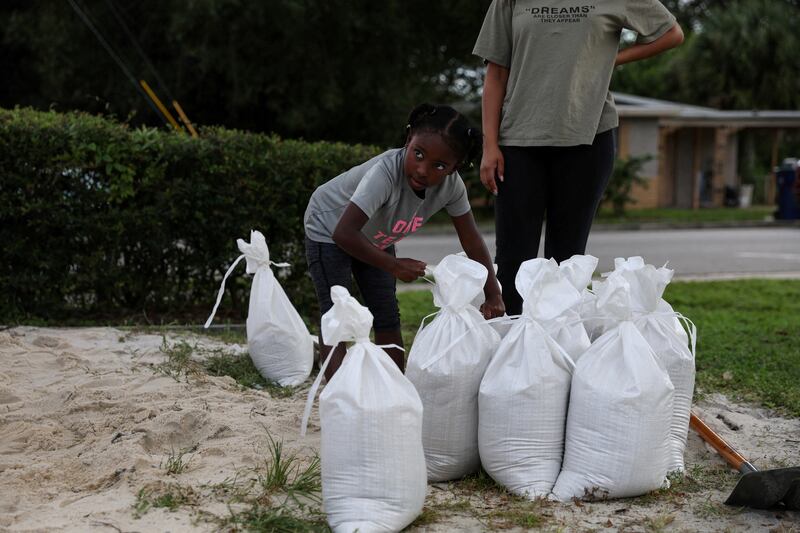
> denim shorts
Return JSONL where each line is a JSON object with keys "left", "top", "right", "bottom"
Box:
{"left": 305, "top": 237, "right": 400, "bottom": 332}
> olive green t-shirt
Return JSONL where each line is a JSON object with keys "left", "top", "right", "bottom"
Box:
{"left": 473, "top": 0, "right": 676, "bottom": 146}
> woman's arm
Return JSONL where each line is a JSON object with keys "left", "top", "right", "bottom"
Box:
{"left": 450, "top": 211, "right": 505, "bottom": 319}
{"left": 479, "top": 61, "right": 510, "bottom": 196}
{"left": 332, "top": 203, "right": 426, "bottom": 282}
{"left": 615, "top": 23, "right": 684, "bottom": 66}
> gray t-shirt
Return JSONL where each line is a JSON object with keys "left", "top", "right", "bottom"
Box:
{"left": 304, "top": 148, "right": 471, "bottom": 249}
{"left": 473, "top": 0, "right": 676, "bottom": 146}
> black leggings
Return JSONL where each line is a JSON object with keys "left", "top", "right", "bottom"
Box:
{"left": 495, "top": 129, "right": 616, "bottom": 315}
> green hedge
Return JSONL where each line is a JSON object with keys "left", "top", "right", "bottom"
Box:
{"left": 0, "top": 107, "right": 379, "bottom": 323}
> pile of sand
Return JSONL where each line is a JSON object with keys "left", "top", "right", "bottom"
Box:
{"left": 0, "top": 327, "right": 797, "bottom": 532}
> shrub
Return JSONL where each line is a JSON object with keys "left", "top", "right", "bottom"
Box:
{"left": 0, "top": 107, "right": 378, "bottom": 323}
{"left": 603, "top": 154, "right": 653, "bottom": 217}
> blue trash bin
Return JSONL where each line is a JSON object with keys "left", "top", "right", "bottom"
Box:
{"left": 776, "top": 166, "right": 800, "bottom": 220}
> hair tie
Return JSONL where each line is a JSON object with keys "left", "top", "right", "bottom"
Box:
{"left": 406, "top": 123, "right": 411, "bottom": 130}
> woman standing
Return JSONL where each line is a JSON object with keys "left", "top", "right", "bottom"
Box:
{"left": 474, "top": 1, "right": 684, "bottom": 314}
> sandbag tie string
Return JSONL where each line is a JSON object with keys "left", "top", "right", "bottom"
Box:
{"left": 567, "top": 311, "right": 697, "bottom": 358}
{"left": 203, "top": 254, "right": 291, "bottom": 329}
{"left": 418, "top": 314, "right": 521, "bottom": 371}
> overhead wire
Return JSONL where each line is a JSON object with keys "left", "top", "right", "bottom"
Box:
{"left": 102, "top": 0, "right": 175, "bottom": 103}
{"left": 66, "top": 0, "right": 173, "bottom": 127}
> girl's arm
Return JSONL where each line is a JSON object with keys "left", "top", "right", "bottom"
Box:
{"left": 451, "top": 211, "right": 505, "bottom": 319}
{"left": 479, "top": 61, "right": 510, "bottom": 196}
{"left": 615, "top": 23, "right": 684, "bottom": 66}
{"left": 332, "top": 202, "right": 427, "bottom": 282}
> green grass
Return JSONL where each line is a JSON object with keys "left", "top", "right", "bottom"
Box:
{"left": 664, "top": 279, "right": 800, "bottom": 416}
{"left": 203, "top": 351, "right": 295, "bottom": 397}
{"left": 134, "top": 484, "right": 198, "bottom": 518}
{"left": 155, "top": 336, "right": 295, "bottom": 397}
{"left": 161, "top": 445, "right": 196, "bottom": 475}
{"left": 399, "top": 279, "right": 800, "bottom": 416}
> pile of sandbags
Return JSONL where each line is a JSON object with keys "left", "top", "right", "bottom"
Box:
{"left": 296, "top": 252, "right": 696, "bottom": 529}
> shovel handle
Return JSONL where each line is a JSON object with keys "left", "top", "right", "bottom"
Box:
{"left": 689, "top": 413, "right": 758, "bottom": 474}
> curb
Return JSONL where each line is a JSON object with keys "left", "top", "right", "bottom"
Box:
{"left": 419, "top": 219, "right": 800, "bottom": 236}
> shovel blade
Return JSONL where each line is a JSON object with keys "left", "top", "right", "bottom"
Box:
{"left": 725, "top": 467, "right": 800, "bottom": 510}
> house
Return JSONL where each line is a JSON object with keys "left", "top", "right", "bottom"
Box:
{"left": 615, "top": 92, "right": 800, "bottom": 208}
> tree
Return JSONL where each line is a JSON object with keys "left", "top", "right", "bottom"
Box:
{"left": 674, "top": 0, "right": 800, "bottom": 110}
{"left": 0, "top": 0, "right": 492, "bottom": 146}
{"left": 614, "top": 0, "right": 800, "bottom": 111}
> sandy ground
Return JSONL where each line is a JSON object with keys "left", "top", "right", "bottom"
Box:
{"left": 1, "top": 326, "right": 798, "bottom": 532}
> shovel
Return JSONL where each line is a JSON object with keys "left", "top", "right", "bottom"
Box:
{"left": 690, "top": 413, "right": 800, "bottom": 510}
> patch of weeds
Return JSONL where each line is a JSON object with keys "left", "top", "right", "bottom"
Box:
{"left": 684, "top": 463, "right": 738, "bottom": 492}
{"left": 203, "top": 350, "right": 294, "bottom": 397}
{"left": 453, "top": 469, "right": 506, "bottom": 496}
{"left": 133, "top": 484, "right": 197, "bottom": 518}
{"left": 411, "top": 506, "right": 442, "bottom": 527}
{"left": 693, "top": 496, "right": 741, "bottom": 519}
{"left": 161, "top": 445, "right": 197, "bottom": 475}
{"left": 155, "top": 338, "right": 203, "bottom": 381}
{"left": 199, "top": 325, "right": 247, "bottom": 345}
{"left": 433, "top": 498, "right": 473, "bottom": 514}
{"left": 256, "top": 432, "right": 321, "bottom": 501}
{"left": 487, "top": 506, "right": 545, "bottom": 530}
{"left": 222, "top": 504, "right": 330, "bottom": 532}
{"left": 214, "top": 433, "right": 326, "bottom": 531}
{"left": 643, "top": 513, "right": 676, "bottom": 532}
{"left": 204, "top": 472, "right": 253, "bottom": 505}
{"left": 627, "top": 471, "right": 700, "bottom": 507}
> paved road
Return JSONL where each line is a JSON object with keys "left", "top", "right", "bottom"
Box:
{"left": 395, "top": 227, "right": 800, "bottom": 279}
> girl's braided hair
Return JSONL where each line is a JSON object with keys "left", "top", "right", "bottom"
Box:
{"left": 403, "top": 103, "right": 483, "bottom": 169}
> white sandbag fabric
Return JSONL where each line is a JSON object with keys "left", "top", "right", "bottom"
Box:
{"left": 546, "top": 255, "right": 598, "bottom": 363}
{"left": 552, "top": 274, "right": 674, "bottom": 501}
{"left": 406, "top": 254, "right": 500, "bottom": 482}
{"left": 605, "top": 257, "right": 696, "bottom": 473}
{"left": 204, "top": 230, "right": 312, "bottom": 386}
{"left": 578, "top": 288, "right": 604, "bottom": 341}
{"left": 307, "top": 286, "right": 426, "bottom": 533}
{"left": 479, "top": 258, "right": 578, "bottom": 498}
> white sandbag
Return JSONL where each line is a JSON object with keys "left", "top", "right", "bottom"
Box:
{"left": 204, "top": 230, "right": 312, "bottom": 386}
{"left": 479, "top": 258, "right": 578, "bottom": 498}
{"left": 552, "top": 274, "right": 674, "bottom": 501}
{"left": 454, "top": 252, "right": 511, "bottom": 338}
{"left": 303, "top": 286, "right": 426, "bottom": 532}
{"left": 604, "top": 258, "right": 696, "bottom": 473}
{"left": 406, "top": 254, "right": 500, "bottom": 482}
{"left": 547, "top": 255, "right": 598, "bottom": 362}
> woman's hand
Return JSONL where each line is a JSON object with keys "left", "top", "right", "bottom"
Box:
{"left": 480, "top": 292, "right": 505, "bottom": 320}
{"left": 480, "top": 144, "right": 504, "bottom": 196}
{"left": 392, "top": 258, "right": 427, "bottom": 283}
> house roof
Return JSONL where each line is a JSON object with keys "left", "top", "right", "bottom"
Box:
{"left": 613, "top": 92, "right": 800, "bottom": 127}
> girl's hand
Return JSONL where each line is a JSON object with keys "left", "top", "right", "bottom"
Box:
{"left": 480, "top": 292, "right": 505, "bottom": 320}
{"left": 393, "top": 257, "right": 427, "bottom": 283}
{"left": 479, "top": 144, "right": 504, "bottom": 196}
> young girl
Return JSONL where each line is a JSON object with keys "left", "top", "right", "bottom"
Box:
{"left": 304, "top": 103, "right": 505, "bottom": 381}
